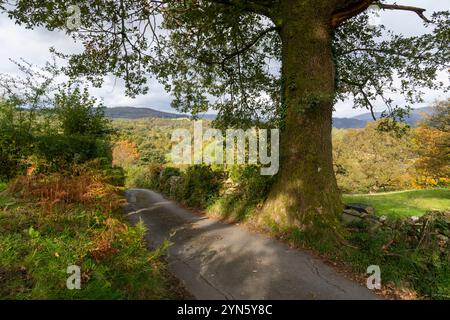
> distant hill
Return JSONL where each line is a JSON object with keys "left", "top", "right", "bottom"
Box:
{"left": 351, "top": 107, "right": 433, "bottom": 126}
{"left": 105, "top": 106, "right": 188, "bottom": 119}
{"left": 332, "top": 117, "right": 367, "bottom": 129}
{"left": 106, "top": 106, "right": 433, "bottom": 128}
{"left": 105, "top": 106, "right": 216, "bottom": 120}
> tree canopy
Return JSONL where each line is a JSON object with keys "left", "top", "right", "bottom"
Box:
{"left": 1, "top": 1, "right": 448, "bottom": 127}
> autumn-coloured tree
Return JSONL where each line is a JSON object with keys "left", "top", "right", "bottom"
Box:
{"left": 333, "top": 121, "right": 415, "bottom": 193}
{"left": 113, "top": 140, "right": 140, "bottom": 167}
{"left": 413, "top": 100, "right": 450, "bottom": 187}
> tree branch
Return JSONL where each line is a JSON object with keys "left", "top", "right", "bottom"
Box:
{"left": 378, "top": 3, "right": 431, "bottom": 23}
{"left": 341, "top": 78, "right": 377, "bottom": 120}
{"left": 331, "top": 1, "right": 431, "bottom": 28}
{"left": 221, "top": 26, "right": 278, "bottom": 63}
{"left": 191, "top": 25, "right": 278, "bottom": 70}
{"left": 331, "top": 0, "right": 375, "bottom": 28}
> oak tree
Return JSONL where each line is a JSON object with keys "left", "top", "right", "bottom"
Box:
{"left": 2, "top": 0, "right": 448, "bottom": 233}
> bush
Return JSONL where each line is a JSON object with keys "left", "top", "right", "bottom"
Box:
{"left": 133, "top": 164, "right": 163, "bottom": 190}
{"left": 228, "top": 165, "right": 274, "bottom": 202}
{"left": 35, "top": 135, "right": 112, "bottom": 171}
{"left": 0, "top": 88, "right": 115, "bottom": 179}
{"left": 159, "top": 167, "right": 181, "bottom": 193}
{"left": 0, "top": 151, "right": 24, "bottom": 180}
{"left": 53, "top": 86, "right": 113, "bottom": 138}
{"left": 139, "top": 142, "right": 167, "bottom": 165}
{"left": 8, "top": 164, "right": 123, "bottom": 209}
{"left": 0, "top": 169, "right": 177, "bottom": 299}
{"left": 182, "top": 165, "right": 223, "bottom": 208}
{"left": 103, "top": 166, "right": 126, "bottom": 187}
{"left": 0, "top": 100, "right": 35, "bottom": 179}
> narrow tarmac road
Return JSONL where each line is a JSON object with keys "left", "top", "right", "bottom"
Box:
{"left": 123, "top": 188, "right": 379, "bottom": 300}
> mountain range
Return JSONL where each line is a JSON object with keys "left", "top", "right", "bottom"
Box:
{"left": 105, "top": 106, "right": 433, "bottom": 128}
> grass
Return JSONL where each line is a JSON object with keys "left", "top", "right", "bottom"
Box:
{"left": 0, "top": 167, "right": 184, "bottom": 300}
{"left": 340, "top": 219, "right": 450, "bottom": 300}
{"left": 343, "top": 189, "right": 450, "bottom": 218}
{"left": 208, "top": 194, "right": 256, "bottom": 222}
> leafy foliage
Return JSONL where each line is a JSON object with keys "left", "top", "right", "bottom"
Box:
{"left": 228, "top": 164, "right": 274, "bottom": 202}
{"left": 35, "top": 134, "right": 111, "bottom": 171}
{"left": 413, "top": 99, "right": 450, "bottom": 187}
{"left": 0, "top": 99, "right": 35, "bottom": 179}
{"left": 333, "top": 121, "right": 416, "bottom": 193}
{"left": 0, "top": 166, "right": 180, "bottom": 299}
{"left": 132, "top": 164, "right": 163, "bottom": 190}
{"left": 334, "top": 11, "right": 450, "bottom": 119}
{"left": 1, "top": 1, "right": 447, "bottom": 125}
{"left": 0, "top": 84, "right": 114, "bottom": 174}
{"left": 53, "top": 86, "right": 113, "bottom": 138}
{"left": 181, "top": 165, "right": 223, "bottom": 208}
{"left": 112, "top": 140, "right": 140, "bottom": 167}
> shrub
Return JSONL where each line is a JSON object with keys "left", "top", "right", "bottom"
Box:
{"left": 53, "top": 86, "right": 113, "bottom": 138}
{"left": 7, "top": 164, "right": 123, "bottom": 211}
{"left": 0, "top": 151, "right": 24, "bottom": 180}
{"left": 35, "top": 135, "right": 112, "bottom": 171}
{"left": 0, "top": 88, "right": 114, "bottom": 179}
{"left": 0, "top": 169, "right": 176, "bottom": 299}
{"left": 0, "top": 100, "right": 35, "bottom": 179}
{"left": 228, "top": 165, "right": 274, "bottom": 202}
{"left": 159, "top": 167, "right": 181, "bottom": 193}
{"left": 103, "top": 166, "right": 126, "bottom": 187}
{"left": 139, "top": 142, "right": 167, "bottom": 165}
{"left": 133, "top": 164, "right": 163, "bottom": 190}
{"left": 182, "top": 165, "right": 223, "bottom": 208}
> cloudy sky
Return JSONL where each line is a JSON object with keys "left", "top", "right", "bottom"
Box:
{"left": 0, "top": 0, "right": 448, "bottom": 117}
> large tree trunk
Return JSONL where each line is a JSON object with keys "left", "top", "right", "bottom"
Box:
{"left": 260, "top": 1, "right": 342, "bottom": 233}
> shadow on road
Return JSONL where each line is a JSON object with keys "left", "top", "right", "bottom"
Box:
{"left": 123, "top": 189, "right": 379, "bottom": 300}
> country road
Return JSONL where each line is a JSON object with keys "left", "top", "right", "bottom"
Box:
{"left": 123, "top": 188, "right": 379, "bottom": 300}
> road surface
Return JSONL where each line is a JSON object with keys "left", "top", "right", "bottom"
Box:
{"left": 123, "top": 188, "right": 379, "bottom": 300}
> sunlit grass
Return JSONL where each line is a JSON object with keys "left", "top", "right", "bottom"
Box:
{"left": 343, "top": 189, "right": 450, "bottom": 218}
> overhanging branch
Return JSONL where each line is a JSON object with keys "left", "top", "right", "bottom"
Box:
{"left": 332, "top": 0, "right": 374, "bottom": 28}
{"left": 221, "top": 26, "right": 278, "bottom": 63}
{"left": 378, "top": 4, "right": 431, "bottom": 23}
{"left": 193, "top": 26, "right": 278, "bottom": 68}
{"left": 331, "top": 1, "right": 431, "bottom": 28}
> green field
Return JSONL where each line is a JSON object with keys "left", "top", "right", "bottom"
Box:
{"left": 343, "top": 189, "right": 450, "bottom": 218}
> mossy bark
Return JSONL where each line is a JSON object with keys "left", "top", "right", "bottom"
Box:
{"left": 261, "top": 1, "right": 343, "bottom": 232}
